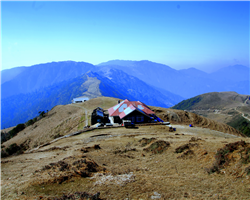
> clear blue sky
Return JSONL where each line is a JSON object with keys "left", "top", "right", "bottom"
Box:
{"left": 1, "top": 1, "right": 249, "bottom": 72}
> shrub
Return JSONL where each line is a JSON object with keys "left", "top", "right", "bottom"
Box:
{"left": 245, "top": 166, "right": 250, "bottom": 175}
{"left": 1, "top": 131, "right": 9, "bottom": 144}
{"left": 9, "top": 123, "right": 25, "bottom": 138}
{"left": 5, "top": 143, "right": 22, "bottom": 155}
{"left": 1, "top": 150, "right": 9, "bottom": 158}
{"left": 39, "top": 111, "right": 46, "bottom": 117}
{"left": 175, "top": 144, "right": 190, "bottom": 153}
{"left": 26, "top": 119, "right": 34, "bottom": 126}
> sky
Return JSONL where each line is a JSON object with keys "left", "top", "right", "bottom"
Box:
{"left": 1, "top": 1, "right": 249, "bottom": 73}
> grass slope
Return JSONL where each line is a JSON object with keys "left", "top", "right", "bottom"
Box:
{"left": 172, "top": 96, "right": 203, "bottom": 110}
{"left": 227, "top": 115, "right": 250, "bottom": 137}
{"left": 172, "top": 92, "right": 250, "bottom": 136}
{"left": 2, "top": 97, "right": 243, "bottom": 157}
{"left": 2, "top": 123, "right": 250, "bottom": 199}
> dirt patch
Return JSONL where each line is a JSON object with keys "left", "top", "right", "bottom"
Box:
{"left": 189, "top": 137, "right": 202, "bottom": 142}
{"left": 113, "top": 148, "right": 137, "bottom": 155}
{"left": 143, "top": 140, "right": 170, "bottom": 154}
{"left": 34, "top": 155, "right": 106, "bottom": 184}
{"left": 50, "top": 191, "right": 102, "bottom": 200}
{"left": 177, "top": 149, "right": 194, "bottom": 159}
{"left": 138, "top": 137, "right": 157, "bottom": 147}
{"left": 175, "top": 143, "right": 199, "bottom": 154}
{"left": 81, "top": 144, "right": 101, "bottom": 153}
{"left": 175, "top": 143, "right": 200, "bottom": 159}
{"left": 37, "top": 146, "right": 70, "bottom": 153}
{"left": 22, "top": 192, "right": 103, "bottom": 200}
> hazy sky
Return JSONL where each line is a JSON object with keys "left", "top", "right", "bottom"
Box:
{"left": 1, "top": 1, "right": 249, "bottom": 72}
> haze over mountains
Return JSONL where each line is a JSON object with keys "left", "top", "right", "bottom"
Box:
{"left": 98, "top": 60, "right": 249, "bottom": 98}
{"left": 1, "top": 60, "right": 249, "bottom": 128}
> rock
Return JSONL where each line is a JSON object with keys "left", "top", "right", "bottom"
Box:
{"left": 151, "top": 191, "right": 161, "bottom": 199}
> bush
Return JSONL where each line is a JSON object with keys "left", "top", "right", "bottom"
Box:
{"left": 26, "top": 119, "right": 34, "bottom": 126}
{"left": 2, "top": 142, "right": 28, "bottom": 158}
{"left": 9, "top": 123, "right": 25, "bottom": 138}
{"left": 1, "top": 131, "right": 9, "bottom": 144}
{"left": 1, "top": 150, "right": 9, "bottom": 158}
{"left": 5, "top": 143, "right": 22, "bottom": 155}
{"left": 39, "top": 111, "right": 46, "bottom": 117}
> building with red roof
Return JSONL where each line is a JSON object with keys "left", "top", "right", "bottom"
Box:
{"left": 108, "top": 99, "right": 162, "bottom": 124}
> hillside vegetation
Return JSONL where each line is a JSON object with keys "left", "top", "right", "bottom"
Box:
{"left": 171, "top": 96, "right": 203, "bottom": 110}
{"left": 227, "top": 115, "right": 250, "bottom": 137}
{"left": 172, "top": 92, "right": 250, "bottom": 136}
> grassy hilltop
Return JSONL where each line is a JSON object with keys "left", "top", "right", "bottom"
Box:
{"left": 1, "top": 97, "right": 250, "bottom": 199}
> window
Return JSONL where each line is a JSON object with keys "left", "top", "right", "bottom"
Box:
{"left": 127, "top": 116, "right": 135, "bottom": 122}
{"left": 136, "top": 115, "right": 144, "bottom": 122}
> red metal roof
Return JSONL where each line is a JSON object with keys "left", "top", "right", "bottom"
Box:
{"left": 119, "top": 104, "right": 137, "bottom": 119}
{"left": 108, "top": 99, "right": 155, "bottom": 117}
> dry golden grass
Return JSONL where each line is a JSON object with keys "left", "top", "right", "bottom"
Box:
{"left": 2, "top": 104, "right": 84, "bottom": 149}
{"left": 1, "top": 97, "right": 120, "bottom": 151}
{"left": 1, "top": 97, "right": 249, "bottom": 199}
{"left": 2, "top": 123, "right": 250, "bottom": 199}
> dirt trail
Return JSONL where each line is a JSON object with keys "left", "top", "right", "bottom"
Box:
{"left": 235, "top": 106, "right": 250, "bottom": 121}
{"left": 70, "top": 104, "right": 89, "bottom": 126}
{"left": 244, "top": 96, "right": 249, "bottom": 104}
{"left": 173, "top": 125, "right": 239, "bottom": 138}
{"left": 237, "top": 96, "right": 250, "bottom": 121}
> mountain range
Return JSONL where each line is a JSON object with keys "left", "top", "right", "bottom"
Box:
{"left": 1, "top": 60, "right": 249, "bottom": 128}
{"left": 98, "top": 60, "right": 249, "bottom": 98}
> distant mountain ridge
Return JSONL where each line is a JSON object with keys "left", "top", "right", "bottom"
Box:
{"left": 172, "top": 91, "right": 250, "bottom": 110}
{"left": 2, "top": 60, "right": 249, "bottom": 99}
{"left": 1, "top": 69, "right": 182, "bottom": 128}
{"left": 1, "top": 66, "right": 28, "bottom": 84}
{"left": 1, "top": 61, "right": 96, "bottom": 99}
{"left": 209, "top": 65, "right": 250, "bottom": 82}
{"left": 97, "top": 60, "right": 249, "bottom": 98}
{"left": 1, "top": 60, "right": 249, "bottom": 128}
